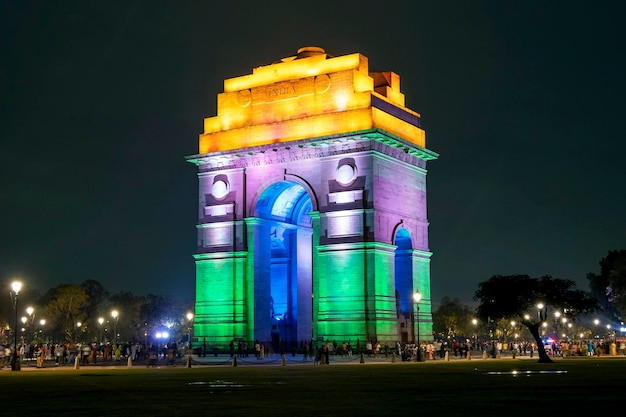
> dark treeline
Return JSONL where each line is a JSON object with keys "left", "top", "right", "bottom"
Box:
{"left": 2, "top": 279, "right": 194, "bottom": 347}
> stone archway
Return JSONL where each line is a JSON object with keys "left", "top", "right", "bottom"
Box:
{"left": 394, "top": 227, "right": 414, "bottom": 342}
{"left": 253, "top": 181, "right": 313, "bottom": 351}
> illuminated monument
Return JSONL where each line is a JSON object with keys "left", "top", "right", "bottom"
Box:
{"left": 187, "top": 47, "right": 438, "bottom": 349}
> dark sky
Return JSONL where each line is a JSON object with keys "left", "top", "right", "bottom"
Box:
{"left": 2, "top": 1, "right": 625, "bottom": 305}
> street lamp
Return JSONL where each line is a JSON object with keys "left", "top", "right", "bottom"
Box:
{"left": 186, "top": 312, "right": 194, "bottom": 351}
{"left": 472, "top": 318, "right": 478, "bottom": 349}
{"left": 20, "top": 317, "right": 26, "bottom": 352}
{"left": 76, "top": 321, "right": 82, "bottom": 343}
{"left": 11, "top": 280, "right": 22, "bottom": 371}
{"left": 554, "top": 311, "right": 561, "bottom": 334}
{"left": 536, "top": 302, "right": 547, "bottom": 322}
{"left": 111, "top": 310, "right": 119, "bottom": 345}
{"left": 26, "top": 306, "right": 34, "bottom": 345}
{"left": 413, "top": 290, "right": 422, "bottom": 362}
{"left": 98, "top": 317, "right": 104, "bottom": 344}
{"left": 39, "top": 319, "right": 46, "bottom": 344}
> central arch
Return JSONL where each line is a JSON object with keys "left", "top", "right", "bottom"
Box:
{"left": 254, "top": 181, "right": 313, "bottom": 351}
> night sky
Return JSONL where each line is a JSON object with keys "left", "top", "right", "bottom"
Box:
{"left": 2, "top": 1, "right": 625, "bottom": 305}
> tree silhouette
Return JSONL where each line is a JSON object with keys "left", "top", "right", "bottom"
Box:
{"left": 588, "top": 250, "right": 626, "bottom": 321}
{"left": 474, "top": 275, "right": 596, "bottom": 363}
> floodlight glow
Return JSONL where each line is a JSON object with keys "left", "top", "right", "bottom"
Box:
{"left": 156, "top": 331, "right": 169, "bottom": 339}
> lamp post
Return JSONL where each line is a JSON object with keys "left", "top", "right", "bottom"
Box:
{"left": 98, "top": 317, "right": 104, "bottom": 344}
{"left": 20, "top": 317, "right": 26, "bottom": 354}
{"left": 554, "top": 311, "right": 561, "bottom": 334}
{"left": 472, "top": 319, "right": 478, "bottom": 350}
{"left": 413, "top": 290, "right": 422, "bottom": 362}
{"left": 186, "top": 312, "right": 194, "bottom": 353}
{"left": 111, "top": 310, "right": 119, "bottom": 346}
{"left": 39, "top": 319, "right": 46, "bottom": 344}
{"left": 26, "top": 306, "right": 34, "bottom": 343}
{"left": 11, "top": 280, "right": 22, "bottom": 371}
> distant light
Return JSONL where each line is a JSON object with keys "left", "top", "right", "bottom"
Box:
{"left": 11, "top": 281, "right": 22, "bottom": 294}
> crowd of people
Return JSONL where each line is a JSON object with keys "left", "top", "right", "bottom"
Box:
{"left": 0, "top": 340, "right": 190, "bottom": 368}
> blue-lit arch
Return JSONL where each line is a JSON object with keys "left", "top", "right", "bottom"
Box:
{"left": 394, "top": 227, "right": 414, "bottom": 342}
{"left": 254, "top": 180, "right": 313, "bottom": 349}
{"left": 255, "top": 181, "right": 312, "bottom": 226}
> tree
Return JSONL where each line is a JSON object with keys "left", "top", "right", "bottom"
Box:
{"left": 81, "top": 279, "right": 109, "bottom": 318}
{"left": 588, "top": 250, "right": 626, "bottom": 321}
{"left": 432, "top": 297, "right": 474, "bottom": 339}
{"left": 474, "top": 275, "right": 596, "bottom": 363}
{"left": 41, "top": 284, "right": 89, "bottom": 342}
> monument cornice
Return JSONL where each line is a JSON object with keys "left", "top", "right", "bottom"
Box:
{"left": 187, "top": 128, "right": 438, "bottom": 171}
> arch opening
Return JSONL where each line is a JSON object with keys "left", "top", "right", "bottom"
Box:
{"left": 254, "top": 181, "right": 313, "bottom": 351}
{"left": 394, "top": 227, "right": 414, "bottom": 343}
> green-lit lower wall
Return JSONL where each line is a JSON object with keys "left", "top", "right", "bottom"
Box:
{"left": 194, "top": 246, "right": 433, "bottom": 348}
{"left": 314, "top": 242, "right": 400, "bottom": 345}
{"left": 413, "top": 250, "right": 433, "bottom": 341}
{"left": 194, "top": 252, "right": 248, "bottom": 346}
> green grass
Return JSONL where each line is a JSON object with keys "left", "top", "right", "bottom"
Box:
{"left": 3, "top": 358, "right": 624, "bottom": 416}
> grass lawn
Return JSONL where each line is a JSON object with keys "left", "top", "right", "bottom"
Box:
{"left": 2, "top": 358, "right": 623, "bottom": 416}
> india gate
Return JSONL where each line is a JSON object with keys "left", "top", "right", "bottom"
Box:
{"left": 187, "top": 47, "right": 438, "bottom": 350}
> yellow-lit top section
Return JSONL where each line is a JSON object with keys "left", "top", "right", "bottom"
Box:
{"left": 200, "top": 47, "right": 425, "bottom": 154}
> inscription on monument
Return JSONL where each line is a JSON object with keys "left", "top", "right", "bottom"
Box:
{"left": 253, "top": 78, "right": 315, "bottom": 103}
